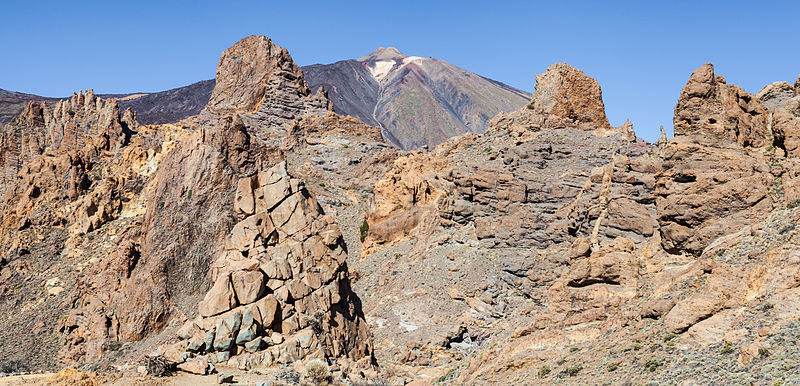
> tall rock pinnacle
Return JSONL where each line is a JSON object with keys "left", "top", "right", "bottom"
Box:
{"left": 206, "top": 35, "right": 331, "bottom": 129}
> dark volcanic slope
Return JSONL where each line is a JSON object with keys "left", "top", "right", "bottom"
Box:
{"left": 107, "top": 79, "right": 214, "bottom": 125}
{"left": 0, "top": 89, "right": 60, "bottom": 126}
{"left": 303, "top": 60, "right": 381, "bottom": 127}
{"left": 304, "top": 47, "right": 532, "bottom": 150}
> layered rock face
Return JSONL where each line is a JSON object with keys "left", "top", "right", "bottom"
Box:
{"left": 657, "top": 64, "right": 781, "bottom": 255}
{"left": 354, "top": 62, "right": 653, "bottom": 374}
{"left": 350, "top": 61, "right": 800, "bottom": 385}
{"left": 363, "top": 62, "right": 643, "bottom": 254}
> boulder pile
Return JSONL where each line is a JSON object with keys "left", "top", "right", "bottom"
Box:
{"left": 173, "top": 161, "right": 373, "bottom": 369}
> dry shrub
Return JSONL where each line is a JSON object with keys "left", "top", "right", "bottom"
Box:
{"left": 47, "top": 368, "right": 99, "bottom": 386}
{"left": 305, "top": 359, "right": 331, "bottom": 385}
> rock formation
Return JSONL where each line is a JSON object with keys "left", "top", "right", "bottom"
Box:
{"left": 170, "top": 162, "right": 372, "bottom": 369}
{"left": 0, "top": 35, "right": 385, "bottom": 376}
{"left": 206, "top": 35, "right": 331, "bottom": 130}
{"left": 526, "top": 62, "right": 612, "bottom": 130}
{"left": 5, "top": 34, "right": 800, "bottom": 386}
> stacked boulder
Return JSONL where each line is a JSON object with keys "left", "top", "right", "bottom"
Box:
{"left": 176, "top": 161, "right": 373, "bottom": 368}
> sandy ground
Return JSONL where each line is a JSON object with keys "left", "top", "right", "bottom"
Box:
{"left": 0, "top": 367, "right": 275, "bottom": 385}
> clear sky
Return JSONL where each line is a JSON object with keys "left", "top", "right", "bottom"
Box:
{"left": 2, "top": 0, "right": 799, "bottom": 141}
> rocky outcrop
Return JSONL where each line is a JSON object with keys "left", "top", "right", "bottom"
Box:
{"left": 0, "top": 90, "right": 133, "bottom": 196}
{"left": 526, "top": 63, "right": 612, "bottom": 130}
{"left": 206, "top": 35, "right": 331, "bottom": 130}
{"left": 171, "top": 162, "right": 373, "bottom": 369}
{"left": 673, "top": 63, "right": 769, "bottom": 148}
{"left": 547, "top": 237, "right": 640, "bottom": 326}
{"left": 49, "top": 35, "right": 382, "bottom": 368}
{"left": 363, "top": 63, "right": 647, "bottom": 254}
{"left": 657, "top": 64, "right": 777, "bottom": 255}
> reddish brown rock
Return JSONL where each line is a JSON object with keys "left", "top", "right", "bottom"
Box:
{"left": 527, "top": 62, "right": 612, "bottom": 130}
{"left": 673, "top": 63, "right": 769, "bottom": 148}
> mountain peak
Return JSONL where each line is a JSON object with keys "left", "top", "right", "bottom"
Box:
{"left": 358, "top": 46, "right": 407, "bottom": 62}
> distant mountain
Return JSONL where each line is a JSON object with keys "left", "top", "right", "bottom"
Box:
{"left": 0, "top": 80, "right": 215, "bottom": 127}
{"left": 303, "top": 47, "right": 532, "bottom": 149}
{"left": 2, "top": 48, "right": 531, "bottom": 150}
{"left": 0, "top": 89, "right": 60, "bottom": 125}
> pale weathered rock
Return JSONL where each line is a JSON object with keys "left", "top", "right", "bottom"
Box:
{"left": 199, "top": 274, "right": 239, "bottom": 317}
{"left": 177, "top": 359, "right": 209, "bottom": 375}
{"left": 231, "top": 270, "right": 266, "bottom": 305}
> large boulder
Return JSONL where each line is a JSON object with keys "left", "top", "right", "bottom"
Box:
{"left": 527, "top": 63, "right": 612, "bottom": 130}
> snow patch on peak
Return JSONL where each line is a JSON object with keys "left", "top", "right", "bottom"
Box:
{"left": 402, "top": 56, "right": 425, "bottom": 65}
{"left": 368, "top": 60, "right": 396, "bottom": 81}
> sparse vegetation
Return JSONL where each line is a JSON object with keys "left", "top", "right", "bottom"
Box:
{"left": 759, "top": 347, "right": 770, "bottom": 358}
{"left": 0, "top": 359, "right": 28, "bottom": 374}
{"left": 538, "top": 365, "right": 551, "bottom": 378}
{"left": 305, "top": 359, "right": 331, "bottom": 385}
{"left": 565, "top": 364, "right": 583, "bottom": 377}
{"left": 142, "top": 355, "right": 172, "bottom": 377}
{"left": 607, "top": 362, "right": 618, "bottom": 372}
{"left": 306, "top": 310, "right": 325, "bottom": 336}
{"left": 720, "top": 341, "right": 734, "bottom": 354}
{"left": 437, "top": 367, "right": 458, "bottom": 382}
{"left": 643, "top": 358, "right": 662, "bottom": 372}
{"left": 787, "top": 198, "right": 800, "bottom": 209}
{"left": 359, "top": 219, "right": 369, "bottom": 242}
{"left": 106, "top": 341, "right": 122, "bottom": 351}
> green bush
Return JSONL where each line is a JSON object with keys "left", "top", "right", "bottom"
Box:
{"left": 359, "top": 219, "right": 369, "bottom": 242}
{"left": 566, "top": 364, "right": 583, "bottom": 377}
{"left": 538, "top": 365, "right": 551, "bottom": 378}
{"left": 643, "top": 358, "right": 662, "bottom": 372}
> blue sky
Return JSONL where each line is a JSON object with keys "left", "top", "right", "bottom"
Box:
{"left": 1, "top": 0, "right": 799, "bottom": 141}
